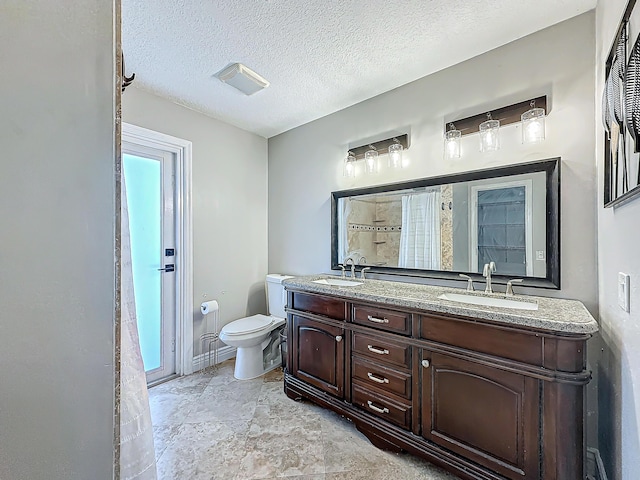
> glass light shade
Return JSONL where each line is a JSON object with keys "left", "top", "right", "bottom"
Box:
{"left": 364, "top": 148, "right": 378, "bottom": 174}
{"left": 479, "top": 118, "right": 500, "bottom": 152}
{"left": 521, "top": 107, "right": 546, "bottom": 144}
{"left": 388, "top": 142, "right": 403, "bottom": 168}
{"left": 343, "top": 152, "right": 357, "bottom": 178}
{"left": 445, "top": 127, "right": 461, "bottom": 159}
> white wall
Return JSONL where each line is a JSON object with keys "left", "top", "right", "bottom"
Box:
{"left": 268, "top": 13, "right": 597, "bottom": 313}
{"left": 122, "top": 88, "right": 269, "bottom": 356}
{"left": 0, "top": 2, "right": 116, "bottom": 479}
{"left": 596, "top": 1, "right": 640, "bottom": 478}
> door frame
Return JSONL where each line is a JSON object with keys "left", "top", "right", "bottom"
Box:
{"left": 468, "top": 179, "right": 533, "bottom": 276}
{"left": 122, "top": 123, "right": 194, "bottom": 375}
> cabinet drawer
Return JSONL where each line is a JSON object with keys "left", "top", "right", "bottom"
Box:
{"left": 421, "top": 314, "right": 543, "bottom": 365}
{"left": 352, "top": 383, "right": 412, "bottom": 430}
{"left": 352, "top": 356, "right": 411, "bottom": 399}
{"left": 352, "top": 332, "right": 410, "bottom": 369}
{"left": 352, "top": 305, "right": 410, "bottom": 335}
{"left": 290, "top": 292, "right": 347, "bottom": 320}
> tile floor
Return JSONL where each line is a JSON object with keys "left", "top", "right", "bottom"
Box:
{"left": 149, "top": 359, "right": 459, "bottom": 479}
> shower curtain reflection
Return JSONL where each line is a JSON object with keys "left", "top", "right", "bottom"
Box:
{"left": 398, "top": 190, "right": 441, "bottom": 269}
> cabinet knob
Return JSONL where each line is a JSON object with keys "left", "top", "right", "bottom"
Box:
{"left": 335, "top": 335, "right": 342, "bottom": 342}
{"left": 422, "top": 359, "right": 430, "bottom": 368}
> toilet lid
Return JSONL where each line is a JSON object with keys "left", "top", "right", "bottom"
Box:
{"left": 222, "top": 314, "right": 274, "bottom": 336}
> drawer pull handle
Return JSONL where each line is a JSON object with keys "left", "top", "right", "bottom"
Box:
{"left": 367, "top": 345, "right": 389, "bottom": 355}
{"left": 367, "top": 401, "right": 389, "bottom": 414}
{"left": 367, "top": 372, "right": 389, "bottom": 384}
{"left": 335, "top": 335, "right": 343, "bottom": 342}
{"left": 367, "top": 315, "right": 389, "bottom": 324}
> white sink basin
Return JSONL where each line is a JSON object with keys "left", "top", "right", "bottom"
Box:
{"left": 313, "top": 278, "right": 363, "bottom": 287}
{"left": 438, "top": 292, "right": 538, "bottom": 311}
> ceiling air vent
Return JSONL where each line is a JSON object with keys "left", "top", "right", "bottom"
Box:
{"left": 215, "top": 63, "right": 269, "bottom": 95}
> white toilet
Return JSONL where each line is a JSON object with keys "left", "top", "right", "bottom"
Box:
{"left": 219, "top": 274, "right": 293, "bottom": 380}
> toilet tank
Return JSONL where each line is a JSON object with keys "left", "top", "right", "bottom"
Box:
{"left": 266, "top": 274, "right": 294, "bottom": 318}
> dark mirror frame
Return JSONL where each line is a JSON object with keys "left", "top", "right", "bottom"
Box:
{"left": 331, "top": 158, "right": 561, "bottom": 289}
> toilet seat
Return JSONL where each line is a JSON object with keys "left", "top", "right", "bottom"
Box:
{"left": 221, "top": 314, "right": 275, "bottom": 336}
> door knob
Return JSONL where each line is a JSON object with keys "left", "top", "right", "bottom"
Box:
{"left": 157, "top": 264, "right": 175, "bottom": 272}
{"left": 335, "top": 335, "right": 342, "bottom": 342}
{"left": 422, "top": 359, "right": 430, "bottom": 368}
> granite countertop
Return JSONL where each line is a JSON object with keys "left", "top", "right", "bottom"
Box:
{"left": 283, "top": 275, "right": 598, "bottom": 334}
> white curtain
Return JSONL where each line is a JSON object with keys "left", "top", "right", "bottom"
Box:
{"left": 120, "top": 174, "right": 157, "bottom": 480}
{"left": 398, "top": 191, "right": 441, "bottom": 269}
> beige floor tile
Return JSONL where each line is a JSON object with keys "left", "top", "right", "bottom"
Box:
{"left": 156, "top": 421, "right": 247, "bottom": 480}
{"left": 152, "top": 424, "right": 181, "bottom": 460}
{"left": 149, "top": 362, "right": 461, "bottom": 480}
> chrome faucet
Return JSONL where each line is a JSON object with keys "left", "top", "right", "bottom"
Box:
{"left": 339, "top": 265, "right": 346, "bottom": 278}
{"left": 482, "top": 262, "right": 496, "bottom": 294}
{"left": 344, "top": 257, "right": 356, "bottom": 278}
{"left": 361, "top": 267, "right": 371, "bottom": 279}
{"left": 459, "top": 274, "right": 474, "bottom": 292}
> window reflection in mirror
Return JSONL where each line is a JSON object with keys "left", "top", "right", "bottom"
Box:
{"left": 332, "top": 159, "right": 559, "bottom": 289}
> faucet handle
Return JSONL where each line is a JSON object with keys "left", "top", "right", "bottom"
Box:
{"left": 459, "top": 274, "right": 474, "bottom": 292}
{"left": 505, "top": 279, "right": 523, "bottom": 296}
{"left": 361, "top": 267, "right": 372, "bottom": 279}
{"left": 339, "top": 265, "right": 346, "bottom": 278}
{"left": 482, "top": 262, "right": 496, "bottom": 276}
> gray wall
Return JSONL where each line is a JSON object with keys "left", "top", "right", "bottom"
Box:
{"left": 122, "top": 87, "right": 269, "bottom": 356}
{"left": 596, "top": 1, "right": 640, "bottom": 478}
{"left": 268, "top": 13, "right": 597, "bottom": 313}
{"left": 0, "top": 1, "right": 116, "bottom": 479}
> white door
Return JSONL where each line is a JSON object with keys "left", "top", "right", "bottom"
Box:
{"left": 123, "top": 142, "right": 177, "bottom": 384}
{"left": 469, "top": 180, "right": 533, "bottom": 277}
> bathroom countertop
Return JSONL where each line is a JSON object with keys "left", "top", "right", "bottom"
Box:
{"left": 283, "top": 275, "right": 598, "bottom": 335}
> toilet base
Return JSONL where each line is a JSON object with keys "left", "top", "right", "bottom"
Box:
{"left": 233, "top": 345, "right": 282, "bottom": 380}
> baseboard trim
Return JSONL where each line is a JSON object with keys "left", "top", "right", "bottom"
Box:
{"left": 192, "top": 345, "right": 236, "bottom": 371}
{"left": 587, "top": 448, "right": 608, "bottom": 480}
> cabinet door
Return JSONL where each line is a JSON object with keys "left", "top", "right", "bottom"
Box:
{"left": 291, "top": 315, "right": 345, "bottom": 398}
{"left": 422, "top": 352, "right": 539, "bottom": 480}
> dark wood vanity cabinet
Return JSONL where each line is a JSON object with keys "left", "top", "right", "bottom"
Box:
{"left": 290, "top": 315, "right": 345, "bottom": 398}
{"left": 284, "top": 289, "right": 592, "bottom": 480}
{"left": 421, "top": 351, "right": 540, "bottom": 480}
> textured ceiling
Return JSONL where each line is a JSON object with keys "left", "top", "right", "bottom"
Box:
{"left": 122, "top": 0, "right": 596, "bottom": 138}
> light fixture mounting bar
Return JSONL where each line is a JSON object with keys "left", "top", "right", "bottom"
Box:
{"left": 448, "top": 96, "right": 547, "bottom": 136}
{"left": 349, "top": 134, "right": 409, "bottom": 160}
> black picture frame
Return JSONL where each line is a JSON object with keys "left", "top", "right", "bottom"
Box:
{"left": 604, "top": 0, "right": 640, "bottom": 207}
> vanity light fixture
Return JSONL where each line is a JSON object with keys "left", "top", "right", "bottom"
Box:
{"left": 479, "top": 113, "right": 500, "bottom": 153}
{"left": 444, "top": 123, "right": 461, "bottom": 159}
{"left": 342, "top": 134, "right": 409, "bottom": 178}
{"left": 444, "top": 96, "right": 548, "bottom": 152}
{"left": 521, "top": 100, "right": 546, "bottom": 144}
{"left": 364, "top": 146, "right": 379, "bottom": 175}
{"left": 343, "top": 151, "right": 357, "bottom": 178}
{"left": 388, "top": 139, "right": 404, "bottom": 168}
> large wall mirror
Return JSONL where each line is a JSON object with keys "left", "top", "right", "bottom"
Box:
{"left": 331, "top": 158, "right": 560, "bottom": 289}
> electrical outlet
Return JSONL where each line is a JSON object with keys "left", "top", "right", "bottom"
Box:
{"left": 618, "top": 272, "right": 630, "bottom": 313}
{"left": 536, "top": 250, "right": 545, "bottom": 261}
